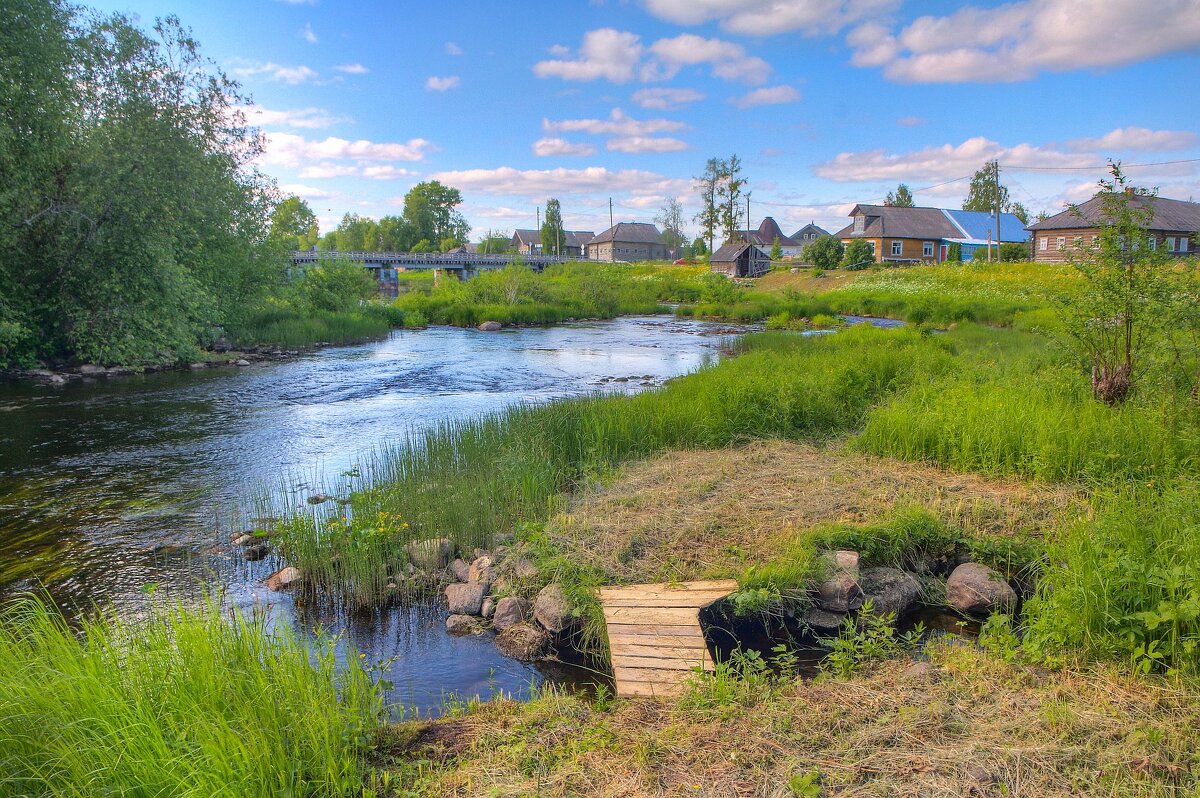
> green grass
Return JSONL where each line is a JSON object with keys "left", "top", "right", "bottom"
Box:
{"left": 0, "top": 596, "right": 382, "bottom": 797}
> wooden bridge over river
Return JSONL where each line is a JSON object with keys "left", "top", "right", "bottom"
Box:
{"left": 290, "top": 250, "right": 573, "bottom": 289}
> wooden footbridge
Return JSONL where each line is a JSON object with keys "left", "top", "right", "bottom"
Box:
{"left": 599, "top": 579, "right": 737, "bottom": 697}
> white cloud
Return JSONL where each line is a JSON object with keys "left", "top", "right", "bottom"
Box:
{"left": 850, "top": 0, "right": 1200, "bottom": 83}
{"left": 261, "top": 132, "right": 433, "bottom": 168}
{"left": 333, "top": 63, "right": 369, "bottom": 75}
{"left": 533, "top": 137, "right": 598, "bottom": 157}
{"left": 445, "top": 42, "right": 463, "bottom": 56}
{"left": 813, "top": 136, "right": 1096, "bottom": 182}
{"left": 631, "top": 87, "right": 705, "bottom": 109}
{"left": 427, "top": 165, "right": 691, "bottom": 199}
{"left": 1068, "top": 126, "right": 1200, "bottom": 153}
{"left": 535, "top": 29, "right": 772, "bottom": 85}
{"left": 230, "top": 61, "right": 318, "bottom": 85}
{"left": 607, "top": 136, "right": 689, "bottom": 153}
{"left": 361, "top": 165, "right": 418, "bottom": 180}
{"left": 239, "top": 105, "right": 348, "bottom": 129}
{"left": 426, "top": 75, "right": 461, "bottom": 91}
{"left": 544, "top": 108, "right": 687, "bottom": 137}
{"left": 301, "top": 22, "right": 317, "bottom": 44}
{"left": 280, "top": 183, "right": 336, "bottom": 200}
{"left": 649, "top": 33, "right": 771, "bottom": 84}
{"left": 534, "top": 29, "right": 645, "bottom": 82}
{"left": 298, "top": 163, "right": 361, "bottom": 179}
{"left": 732, "top": 85, "right": 800, "bottom": 108}
{"left": 641, "top": 0, "right": 899, "bottom": 35}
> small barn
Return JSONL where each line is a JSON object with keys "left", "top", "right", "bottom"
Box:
{"left": 710, "top": 241, "right": 771, "bottom": 278}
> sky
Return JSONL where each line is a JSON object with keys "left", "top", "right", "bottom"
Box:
{"left": 89, "top": 0, "right": 1200, "bottom": 240}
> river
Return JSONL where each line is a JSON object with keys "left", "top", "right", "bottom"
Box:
{"left": 0, "top": 316, "right": 737, "bottom": 714}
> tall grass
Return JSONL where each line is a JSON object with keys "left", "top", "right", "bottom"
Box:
{"left": 0, "top": 596, "right": 382, "bottom": 797}
{"left": 277, "top": 326, "right": 954, "bottom": 605}
{"left": 230, "top": 307, "right": 391, "bottom": 348}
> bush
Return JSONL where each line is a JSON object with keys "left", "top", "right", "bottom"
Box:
{"left": 805, "top": 236, "right": 843, "bottom": 271}
{"left": 841, "top": 240, "right": 874, "bottom": 270}
{"left": 292, "top": 258, "right": 377, "bottom": 312}
{"left": 946, "top": 242, "right": 962, "bottom": 262}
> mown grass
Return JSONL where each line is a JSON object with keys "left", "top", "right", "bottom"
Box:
{"left": 0, "top": 596, "right": 382, "bottom": 797}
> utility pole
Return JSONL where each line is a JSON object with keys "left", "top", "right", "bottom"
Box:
{"left": 993, "top": 160, "right": 1002, "bottom": 263}
{"left": 536, "top": 206, "right": 541, "bottom": 256}
{"left": 609, "top": 197, "right": 615, "bottom": 263}
{"left": 746, "top": 192, "right": 751, "bottom": 245}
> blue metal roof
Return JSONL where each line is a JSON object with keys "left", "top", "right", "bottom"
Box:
{"left": 941, "top": 209, "right": 1028, "bottom": 244}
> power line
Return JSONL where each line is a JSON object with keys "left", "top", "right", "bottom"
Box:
{"left": 753, "top": 174, "right": 975, "bottom": 210}
{"left": 1002, "top": 157, "right": 1200, "bottom": 172}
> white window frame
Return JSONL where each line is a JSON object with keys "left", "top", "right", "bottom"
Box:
{"left": 922, "top": 241, "right": 934, "bottom": 257}
{"left": 1148, "top": 236, "right": 1157, "bottom": 251}
{"left": 890, "top": 240, "right": 903, "bottom": 256}
{"left": 1039, "top": 236, "right": 1048, "bottom": 251}
{"left": 866, "top": 241, "right": 876, "bottom": 256}
{"left": 853, "top": 216, "right": 864, "bottom": 234}
{"left": 1057, "top": 236, "right": 1066, "bottom": 251}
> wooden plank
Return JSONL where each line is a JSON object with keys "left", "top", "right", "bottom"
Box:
{"left": 598, "top": 580, "right": 737, "bottom": 598}
{"left": 611, "top": 655, "right": 709, "bottom": 671}
{"left": 598, "top": 593, "right": 732, "bottom": 608}
{"left": 604, "top": 622, "right": 706, "bottom": 637}
{"left": 614, "top": 666, "right": 703, "bottom": 688}
{"left": 604, "top": 641, "right": 709, "bottom": 659}
{"left": 619, "top": 681, "right": 687, "bottom": 697}
{"left": 602, "top": 606, "right": 705, "bottom": 625}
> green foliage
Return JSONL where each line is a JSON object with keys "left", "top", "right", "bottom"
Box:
{"left": 680, "top": 645, "right": 798, "bottom": 710}
{"left": 655, "top": 197, "right": 687, "bottom": 258}
{"left": 886, "top": 183, "right": 914, "bottom": 207}
{"left": 770, "top": 236, "right": 783, "bottom": 260}
{"left": 292, "top": 258, "right": 377, "bottom": 312}
{"left": 692, "top": 237, "right": 708, "bottom": 257}
{"left": 841, "top": 240, "right": 874, "bottom": 270}
{"left": 476, "top": 230, "right": 512, "bottom": 254}
{"left": 811, "top": 507, "right": 958, "bottom": 572}
{"left": 805, "top": 236, "right": 843, "bottom": 271}
{"left": 699, "top": 272, "right": 742, "bottom": 304}
{"left": 270, "top": 196, "right": 319, "bottom": 251}
{"left": 819, "top": 602, "right": 925, "bottom": 678}
{"left": 540, "top": 198, "right": 564, "bottom": 256}
{"left": 946, "top": 242, "right": 962, "bottom": 262}
{"left": 963, "top": 161, "right": 1010, "bottom": 214}
{"left": 0, "top": 596, "right": 382, "bottom": 796}
{"left": 999, "top": 242, "right": 1027, "bottom": 261}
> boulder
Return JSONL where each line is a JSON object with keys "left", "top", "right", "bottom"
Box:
{"left": 235, "top": 359, "right": 251, "bottom": 367}
{"left": 533, "top": 583, "right": 575, "bottom": 633}
{"left": 477, "top": 321, "right": 502, "bottom": 332}
{"left": 78, "top": 364, "right": 107, "bottom": 376}
{"left": 243, "top": 543, "right": 270, "bottom": 562}
{"left": 493, "top": 532, "right": 515, "bottom": 546}
{"left": 508, "top": 557, "right": 539, "bottom": 580}
{"left": 468, "top": 555, "right": 495, "bottom": 587}
{"left": 446, "top": 614, "right": 483, "bottom": 635}
{"left": 230, "top": 533, "right": 255, "bottom": 547}
{"left": 450, "top": 558, "right": 471, "bottom": 582}
{"left": 445, "top": 582, "right": 486, "bottom": 615}
{"left": 815, "top": 550, "right": 863, "bottom": 613}
{"left": 481, "top": 597, "right": 496, "bottom": 619}
{"left": 492, "top": 596, "right": 530, "bottom": 631}
{"left": 805, "top": 607, "right": 848, "bottom": 633}
{"left": 306, "top": 493, "right": 332, "bottom": 505}
{"left": 406, "top": 538, "right": 453, "bottom": 571}
{"left": 188, "top": 362, "right": 207, "bottom": 371}
{"left": 495, "top": 622, "right": 551, "bottom": 661}
{"left": 265, "top": 566, "right": 301, "bottom": 591}
{"left": 859, "top": 567, "right": 921, "bottom": 618}
{"left": 946, "top": 563, "right": 1017, "bottom": 615}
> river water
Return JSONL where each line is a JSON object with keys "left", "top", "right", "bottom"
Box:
{"left": 0, "top": 316, "right": 735, "bottom": 714}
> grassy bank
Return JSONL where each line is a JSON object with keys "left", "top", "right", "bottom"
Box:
{"left": 0, "top": 597, "right": 382, "bottom": 797}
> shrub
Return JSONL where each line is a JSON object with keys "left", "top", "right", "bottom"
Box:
{"left": 841, "top": 240, "right": 874, "bottom": 270}
{"left": 805, "top": 236, "right": 843, "bottom": 271}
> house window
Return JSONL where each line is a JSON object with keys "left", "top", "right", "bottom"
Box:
{"left": 1039, "top": 236, "right": 1048, "bottom": 251}
{"left": 866, "top": 241, "right": 876, "bottom": 256}
{"left": 1056, "top": 236, "right": 1065, "bottom": 251}
{"left": 1073, "top": 236, "right": 1082, "bottom": 249}
{"left": 1148, "top": 236, "right": 1157, "bottom": 251}
{"left": 922, "top": 241, "right": 934, "bottom": 257}
{"left": 891, "top": 241, "right": 902, "bottom": 256}
{"left": 1091, "top": 235, "right": 1099, "bottom": 249}
{"left": 853, "top": 216, "right": 864, "bottom": 234}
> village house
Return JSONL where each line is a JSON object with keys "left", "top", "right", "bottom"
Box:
{"left": 1026, "top": 191, "right": 1200, "bottom": 263}
{"left": 791, "top": 223, "right": 831, "bottom": 247}
{"left": 834, "top": 204, "right": 1028, "bottom": 264}
{"left": 710, "top": 241, "right": 771, "bottom": 278}
{"left": 585, "top": 222, "right": 667, "bottom": 261}
{"left": 735, "top": 217, "right": 803, "bottom": 257}
{"left": 509, "top": 229, "right": 594, "bottom": 257}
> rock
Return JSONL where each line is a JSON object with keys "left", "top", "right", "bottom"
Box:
{"left": 306, "top": 493, "right": 332, "bottom": 505}
{"left": 450, "top": 558, "right": 471, "bottom": 582}
{"left": 235, "top": 359, "right": 251, "bottom": 367}
{"left": 211, "top": 336, "right": 232, "bottom": 353}
{"left": 230, "top": 533, "right": 256, "bottom": 547}
{"left": 495, "top": 622, "right": 551, "bottom": 661}
{"left": 859, "top": 567, "right": 921, "bottom": 618}
{"left": 493, "top": 532, "right": 515, "bottom": 546}
{"left": 188, "top": 362, "right": 207, "bottom": 371}
{"left": 805, "top": 607, "right": 848, "bottom": 633}
{"left": 243, "top": 543, "right": 270, "bottom": 561}
{"left": 446, "top": 614, "right": 483, "bottom": 635}
{"left": 106, "top": 366, "right": 133, "bottom": 376}
{"left": 445, "top": 582, "right": 486, "bottom": 615}
{"left": 965, "top": 764, "right": 994, "bottom": 784}
{"left": 78, "top": 364, "right": 107, "bottom": 376}
{"left": 815, "top": 550, "right": 863, "bottom": 613}
{"left": 509, "top": 557, "right": 539, "bottom": 580}
{"left": 477, "top": 321, "right": 502, "bottom": 331}
{"left": 533, "top": 583, "right": 575, "bottom": 633}
{"left": 492, "top": 596, "right": 530, "bottom": 631}
{"left": 265, "top": 566, "right": 301, "bottom": 591}
{"left": 468, "top": 555, "right": 494, "bottom": 587}
{"left": 946, "top": 563, "right": 1017, "bottom": 615}
{"left": 481, "top": 597, "right": 495, "bottom": 619}
{"left": 405, "top": 538, "right": 453, "bottom": 571}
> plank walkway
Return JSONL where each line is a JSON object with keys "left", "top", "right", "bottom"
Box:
{"left": 598, "top": 579, "right": 738, "bottom": 698}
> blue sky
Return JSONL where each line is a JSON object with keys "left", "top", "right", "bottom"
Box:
{"left": 92, "top": 0, "right": 1200, "bottom": 239}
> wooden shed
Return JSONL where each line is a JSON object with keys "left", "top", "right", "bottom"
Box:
{"left": 710, "top": 241, "right": 771, "bottom": 278}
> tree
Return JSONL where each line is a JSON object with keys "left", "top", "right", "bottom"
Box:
{"left": 805, "top": 236, "right": 843, "bottom": 271}
{"left": 692, "top": 237, "right": 708, "bottom": 257}
{"left": 842, "top": 239, "right": 874, "bottom": 270}
{"left": 886, "top": 183, "right": 914, "bottom": 207}
{"left": 770, "top": 236, "right": 783, "bottom": 261}
{"left": 293, "top": 257, "right": 375, "bottom": 312}
{"left": 269, "top": 196, "right": 319, "bottom": 251}
{"left": 401, "top": 181, "right": 469, "bottom": 246}
{"left": 655, "top": 197, "right": 687, "bottom": 259}
{"left": 540, "top": 198, "right": 564, "bottom": 256}
{"left": 327, "top": 213, "right": 380, "bottom": 251}
{"left": 477, "top": 230, "right": 511, "bottom": 254}
{"left": 963, "top": 162, "right": 1011, "bottom": 214}
{"left": 1061, "top": 163, "right": 1172, "bottom": 405}
{"left": 1010, "top": 202, "right": 1030, "bottom": 225}
{"left": 718, "top": 154, "right": 746, "bottom": 243}
{"left": 694, "top": 158, "right": 723, "bottom": 255}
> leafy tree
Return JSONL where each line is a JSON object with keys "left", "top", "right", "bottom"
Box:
{"left": 327, "top": 213, "right": 380, "bottom": 251}
{"left": 718, "top": 154, "right": 746, "bottom": 243}
{"left": 411, "top": 239, "right": 434, "bottom": 253}
{"left": 805, "top": 236, "right": 843, "bottom": 271}
{"left": 378, "top": 215, "right": 413, "bottom": 252}
{"left": 770, "top": 236, "right": 783, "bottom": 260}
{"left": 292, "top": 258, "right": 375, "bottom": 312}
{"left": 886, "top": 183, "right": 914, "bottom": 207}
{"left": 655, "top": 197, "right": 687, "bottom": 258}
{"left": 540, "top": 198, "right": 564, "bottom": 256}
{"left": 477, "top": 230, "right": 511, "bottom": 254}
{"left": 402, "top": 181, "right": 469, "bottom": 246}
{"left": 269, "top": 196, "right": 319, "bottom": 251}
{"left": 439, "top": 237, "right": 461, "bottom": 253}
{"left": 946, "top": 242, "right": 962, "bottom": 262}
{"left": 963, "top": 162, "right": 1010, "bottom": 213}
{"left": 693, "top": 158, "right": 723, "bottom": 255}
{"left": 841, "top": 239, "right": 874, "bottom": 270}
{"left": 1010, "top": 202, "right": 1030, "bottom": 225}
{"left": 692, "top": 237, "right": 708, "bottom": 257}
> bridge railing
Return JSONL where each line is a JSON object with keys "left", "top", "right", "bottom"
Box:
{"left": 289, "top": 251, "right": 577, "bottom": 266}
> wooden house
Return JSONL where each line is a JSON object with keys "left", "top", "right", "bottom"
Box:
{"left": 585, "top": 222, "right": 667, "bottom": 261}
{"left": 710, "top": 241, "right": 771, "bottom": 278}
{"left": 834, "top": 204, "right": 1027, "bottom": 264}
{"left": 735, "top": 217, "right": 803, "bottom": 257}
{"left": 510, "top": 229, "right": 595, "bottom": 257}
{"left": 1027, "top": 191, "right": 1199, "bottom": 263}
